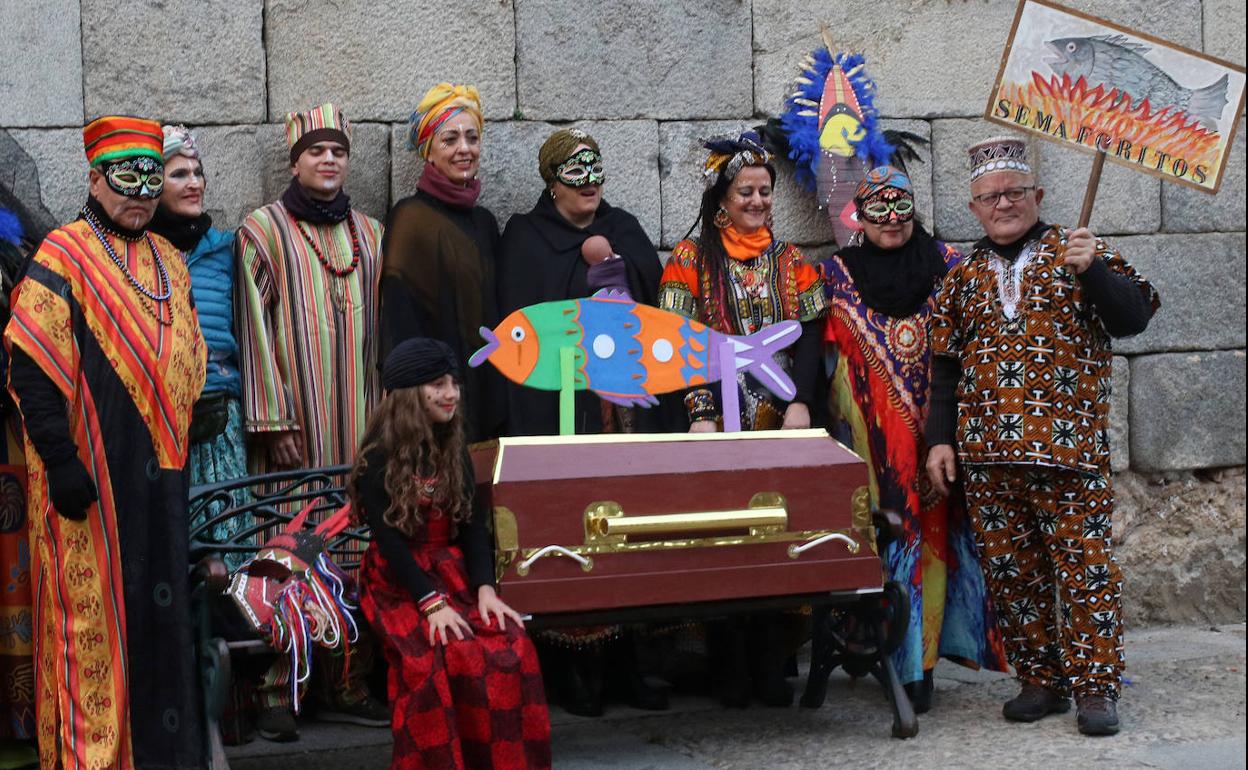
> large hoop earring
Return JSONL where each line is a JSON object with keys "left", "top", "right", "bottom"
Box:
{"left": 713, "top": 208, "right": 732, "bottom": 229}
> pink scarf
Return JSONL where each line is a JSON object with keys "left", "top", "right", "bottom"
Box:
{"left": 417, "top": 163, "right": 481, "bottom": 210}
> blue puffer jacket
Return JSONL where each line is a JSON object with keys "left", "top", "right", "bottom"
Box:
{"left": 186, "top": 227, "right": 241, "bottom": 397}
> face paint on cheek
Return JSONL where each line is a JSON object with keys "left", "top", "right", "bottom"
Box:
{"left": 104, "top": 156, "right": 164, "bottom": 199}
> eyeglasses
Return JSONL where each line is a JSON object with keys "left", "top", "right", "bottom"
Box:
{"left": 972, "top": 186, "right": 1035, "bottom": 207}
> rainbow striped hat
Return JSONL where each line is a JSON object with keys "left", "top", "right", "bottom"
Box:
{"left": 285, "top": 102, "right": 352, "bottom": 164}
{"left": 83, "top": 116, "right": 164, "bottom": 167}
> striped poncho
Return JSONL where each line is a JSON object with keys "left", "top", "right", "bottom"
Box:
{"left": 235, "top": 201, "right": 383, "bottom": 472}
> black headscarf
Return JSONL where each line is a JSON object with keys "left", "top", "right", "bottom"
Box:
{"left": 383, "top": 337, "right": 458, "bottom": 391}
{"left": 837, "top": 223, "right": 948, "bottom": 318}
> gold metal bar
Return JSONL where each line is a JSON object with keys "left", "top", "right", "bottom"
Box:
{"left": 590, "top": 507, "right": 788, "bottom": 538}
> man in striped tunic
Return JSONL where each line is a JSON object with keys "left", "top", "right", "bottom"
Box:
{"left": 235, "top": 103, "right": 387, "bottom": 740}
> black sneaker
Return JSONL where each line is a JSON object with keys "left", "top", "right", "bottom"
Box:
{"left": 256, "top": 706, "right": 298, "bottom": 742}
{"left": 317, "top": 696, "right": 390, "bottom": 727}
{"left": 1076, "top": 695, "right": 1121, "bottom": 736}
{"left": 1002, "top": 683, "right": 1071, "bottom": 722}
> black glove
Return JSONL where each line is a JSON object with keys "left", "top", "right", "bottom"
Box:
{"left": 46, "top": 458, "right": 98, "bottom": 521}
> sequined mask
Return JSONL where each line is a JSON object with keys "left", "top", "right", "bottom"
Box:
{"left": 555, "top": 149, "right": 605, "bottom": 187}
{"left": 858, "top": 188, "right": 914, "bottom": 225}
{"left": 103, "top": 156, "right": 164, "bottom": 199}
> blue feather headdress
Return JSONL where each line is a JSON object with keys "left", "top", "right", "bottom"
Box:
{"left": 779, "top": 47, "right": 894, "bottom": 192}
{"left": 0, "top": 207, "right": 23, "bottom": 248}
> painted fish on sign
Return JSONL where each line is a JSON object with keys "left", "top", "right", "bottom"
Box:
{"left": 469, "top": 289, "right": 802, "bottom": 406}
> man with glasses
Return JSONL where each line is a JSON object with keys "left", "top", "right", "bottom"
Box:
{"left": 923, "top": 137, "right": 1159, "bottom": 736}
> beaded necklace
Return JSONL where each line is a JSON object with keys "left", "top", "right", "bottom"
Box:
{"left": 293, "top": 214, "right": 362, "bottom": 278}
{"left": 80, "top": 205, "right": 174, "bottom": 325}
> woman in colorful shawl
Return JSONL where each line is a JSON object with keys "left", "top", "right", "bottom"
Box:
{"left": 352, "top": 338, "right": 550, "bottom": 770}
{"left": 821, "top": 166, "right": 1007, "bottom": 711}
{"left": 149, "top": 125, "right": 249, "bottom": 562}
{"left": 657, "top": 130, "right": 827, "bottom": 707}
{"left": 380, "top": 84, "right": 505, "bottom": 443}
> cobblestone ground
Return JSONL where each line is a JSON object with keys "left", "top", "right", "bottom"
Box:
{"left": 229, "top": 624, "right": 1245, "bottom": 770}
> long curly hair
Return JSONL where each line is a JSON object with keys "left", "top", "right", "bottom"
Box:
{"left": 347, "top": 387, "right": 468, "bottom": 536}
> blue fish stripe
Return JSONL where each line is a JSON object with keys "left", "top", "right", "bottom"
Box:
{"left": 578, "top": 299, "right": 647, "bottom": 396}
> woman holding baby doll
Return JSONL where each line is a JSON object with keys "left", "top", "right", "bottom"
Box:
{"left": 495, "top": 127, "right": 682, "bottom": 716}
{"left": 380, "top": 83, "right": 505, "bottom": 442}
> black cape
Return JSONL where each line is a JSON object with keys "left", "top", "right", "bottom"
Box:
{"left": 497, "top": 193, "right": 684, "bottom": 435}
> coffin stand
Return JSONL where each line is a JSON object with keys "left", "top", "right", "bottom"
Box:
{"left": 472, "top": 428, "right": 918, "bottom": 738}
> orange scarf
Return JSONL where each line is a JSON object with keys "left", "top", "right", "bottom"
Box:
{"left": 720, "top": 224, "right": 773, "bottom": 260}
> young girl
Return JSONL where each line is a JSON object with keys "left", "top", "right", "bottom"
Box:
{"left": 350, "top": 337, "right": 551, "bottom": 769}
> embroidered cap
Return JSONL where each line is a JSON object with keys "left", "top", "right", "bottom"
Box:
{"left": 967, "top": 136, "right": 1033, "bottom": 181}
{"left": 83, "top": 116, "right": 164, "bottom": 167}
{"left": 285, "top": 103, "right": 352, "bottom": 164}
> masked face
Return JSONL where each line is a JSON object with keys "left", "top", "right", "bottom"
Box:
{"left": 857, "top": 187, "right": 915, "bottom": 225}
{"left": 555, "top": 149, "right": 605, "bottom": 188}
{"left": 102, "top": 156, "right": 164, "bottom": 199}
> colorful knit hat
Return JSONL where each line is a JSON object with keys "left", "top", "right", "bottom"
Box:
{"left": 408, "top": 83, "right": 484, "bottom": 159}
{"left": 162, "top": 124, "right": 200, "bottom": 161}
{"left": 285, "top": 103, "right": 352, "bottom": 164}
{"left": 855, "top": 165, "right": 913, "bottom": 201}
{"left": 968, "top": 136, "right": 1032, "bottom": 181}
{"left": 83, "top": 116, "right": 163, "bottom": 167}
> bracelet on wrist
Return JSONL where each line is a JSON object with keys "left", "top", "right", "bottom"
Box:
{"left": 419, "top": 593, "right": 448, "bottom": 617}
{"left": 684, "top": 388, "right": 717, "bottom": 422}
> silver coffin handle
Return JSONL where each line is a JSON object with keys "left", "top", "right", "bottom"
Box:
{"left": 515, "top": 545, "right": 594, "bottom": 577}
{"left": 787, "top": 532, "right": 859, "bottom": 559}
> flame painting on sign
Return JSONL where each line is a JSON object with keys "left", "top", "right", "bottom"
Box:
{"left": 987, "top": 0, "right": 1246, "bottom": 193}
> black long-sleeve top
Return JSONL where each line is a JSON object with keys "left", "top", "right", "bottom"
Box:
{"left": 356, "top": 448, "right": 495, "bottom": 602}
{"left": 9, "top": 348, "right": 77, "bottom": 467}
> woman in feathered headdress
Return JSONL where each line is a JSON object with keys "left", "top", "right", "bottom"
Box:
{"left": 777, "top": 34, "right": 1009, "bottom": 712}
{"left": 658, "top": 130, "right": 828, "bottom": 707}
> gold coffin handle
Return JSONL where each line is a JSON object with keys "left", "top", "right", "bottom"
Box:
{"left": 586, "top": 492, "right": 787, "bottom": 541}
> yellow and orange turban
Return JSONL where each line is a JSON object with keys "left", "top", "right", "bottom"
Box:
{"left": 83, "top": 116, "right": 163, "bottom": 167}
{"left": 407, "top": 83, "right": 484, "bottom": 158}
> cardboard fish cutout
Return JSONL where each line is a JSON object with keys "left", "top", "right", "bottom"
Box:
{"left": 470, "top": 289, "right": 803, "bottom": 406}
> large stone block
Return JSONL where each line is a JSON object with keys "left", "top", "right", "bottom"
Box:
{"left": 0, "top": 130, "right": 59, "bottom": 238}
{"left": 1110, "top": 356, "right": 1130, "bottom": 472}
{"left": 657, "top": 120, "right": 933, "bottom": 250}
{"left": 392, "top": 120, "right": 662, "bottom": 245}
{"left": 252, "top": 123, "right": 392, "bottom": 225}
{"left": 266, "top": 0, "right": 516, "bottom": 123}
{"left": 0, "top": 0, "right": 82, "bottom": 127}
{"left": 1111, "top": 232, "right": 1245, "bottom": 354}
{"left": 1204, "top": 0, "right": 1246, "bottom": 66}
{"left": 1129, "top": 350, "right": 1246, "bottom": 471}
{"left": 1163, "top": 116, "right": 1245, "bottom": 232}
{"left": 192, "top": 126, "right": 268, "bottom": 232}
{"left": 930, "top": 118, "right": 1160, "bottom": 243}
{"left": 81, "top": 0, "right": 265, "bottom": 124}
{"left": 752, "top": 0, "right": 1202, "bottom": 119}
{"left": 515, "top": 0, "right": 751, "bottom": 120}
{"left": 7, "top": 129, "right": 88, "bottom": 226}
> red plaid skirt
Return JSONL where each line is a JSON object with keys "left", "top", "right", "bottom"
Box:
{"left": 359, "top": 517, "right": 551, "bottom": 770}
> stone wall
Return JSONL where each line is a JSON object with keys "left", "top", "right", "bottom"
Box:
{"left": 2, "top": 1, "right": 1244, "bottom": 616}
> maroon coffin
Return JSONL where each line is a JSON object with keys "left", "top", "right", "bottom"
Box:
{"left": 472, "top": 429, "right": 881, "bottom": 616}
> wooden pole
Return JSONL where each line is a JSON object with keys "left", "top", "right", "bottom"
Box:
{"left": 1077, "top": 151, "right": 1107, "bottom": 229}
{"left": 559, "top": 347, "right": 575, "bottom": 436}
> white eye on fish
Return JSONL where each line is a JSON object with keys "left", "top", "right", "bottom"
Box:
{"left": 511, "top": 326, "right": 526, "bottom": 342}
{"left": 1066, "top": 42, "right": 1077, "bottom": 53}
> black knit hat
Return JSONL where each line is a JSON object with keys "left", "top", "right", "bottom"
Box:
{"left": 382, "top": 338, "right": 458, "bottom": 391}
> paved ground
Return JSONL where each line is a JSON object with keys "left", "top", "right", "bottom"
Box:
{"left": 228, "top": 624, "right": 1246, "bottom": 770}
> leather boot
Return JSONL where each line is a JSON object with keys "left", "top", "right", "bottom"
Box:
{"left": 1003, "top": 683, "right": 1071, "bottom": 722}
{"left": 564, "top": 648, "right": 606, "bottom": 717}
{"left": 1076, "top": 695, "right": 1120, "bottom": 736}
